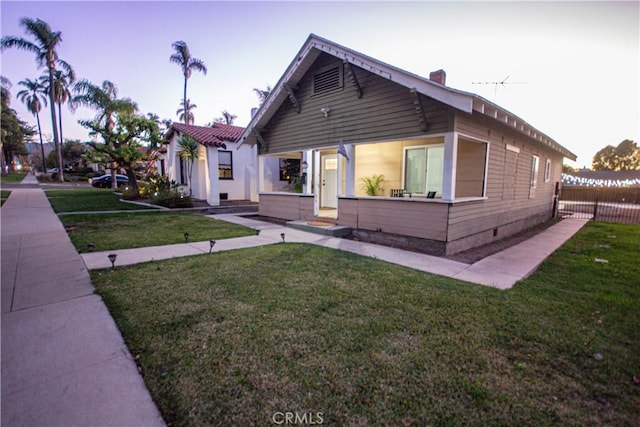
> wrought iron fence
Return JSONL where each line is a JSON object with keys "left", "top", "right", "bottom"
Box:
{"left": 558, "top": 186, "right": 640, "bottom": 224}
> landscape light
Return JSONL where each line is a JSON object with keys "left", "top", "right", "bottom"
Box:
{"left": 107, "top": 253, "right": 117, "bottom": 269}
{"left": 88, "top": 242, "right": 96, "bottom": 252}
{"left": 184, "top": 232, "right": 189, "bottom": 242}
{"left": 255, "top": 229, "right": 261, "bottom": 235}
{"left": 209, "top": 239, "right": 216, "bottom": 253}
{"left": 280, "top": 233, "right": 285, "bottom": 243}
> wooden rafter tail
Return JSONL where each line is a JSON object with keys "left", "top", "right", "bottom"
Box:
{"left": 284, "top": 83, "right": 301, "bottom": 113}
{"left": 343, "top": 60, "right": 363, "bottom": 99}
{"left": 253, "top": 128, "right": 267, "bottom": 152}
{"left": 410, "top": 88, "right": 428, "bottom": 132}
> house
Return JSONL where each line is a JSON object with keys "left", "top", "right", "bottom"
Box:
{"left": 237, "top": 34, "right": 577, "bottom": 255}
{"left": 161, "top": 122, "right": 258, "bottom": 206}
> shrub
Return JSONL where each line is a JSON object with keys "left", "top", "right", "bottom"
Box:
{"left": 152, "top": 190, "right": 192, "bottom": 208}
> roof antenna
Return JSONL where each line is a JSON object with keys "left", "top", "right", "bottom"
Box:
{"left": 472, "top": 75, "right": 527, "bottom": 100}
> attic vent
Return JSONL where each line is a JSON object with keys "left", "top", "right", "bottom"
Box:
{"left": 313, "top": 65, "right": 343, "bottom": 95}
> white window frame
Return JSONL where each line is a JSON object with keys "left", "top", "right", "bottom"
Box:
{"left": 402, "top": 144, "right": 444, "bottom": 196}
{"left": 530, "top": 155, "right": 540, "bottom": 189}
{"left": 544, "top": 158, "right": 551, "bottom": 183}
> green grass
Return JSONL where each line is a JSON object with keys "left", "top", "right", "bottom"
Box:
{"left": 91, "top": 222, "right": 640, "bottom": 426}
{"left": 61, "top": 212, "right": 255, "bottom": 253}
{"left": 1, "top": 190, "right": 10, "bottom": 206}
{"left": 45, "top": 188, "right": 154, "bottom": 213}
{"left": 0, "top": 171, "right": 27, "bottom": 183}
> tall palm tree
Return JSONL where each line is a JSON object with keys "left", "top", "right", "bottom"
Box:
{"left": 176, "top": 134, "right": 199, "bottom": 195}
{"left": 16, "top": 78, "right": 47, "bottom": 172}
{"left": 40, "top": 63, "right": 75, "bottom": 148}
{"left": 214, "top": 110, "right": 237, "bottom": 125}
{"left": 253, "top": 85, "right": 272, "bottom": 106}
{"left": 170, "top": 41, "right": 207, "bottom": 124}
{"left": 1, "top": 18, "right": 70, "bottom": 182}
{"left": 72, "top": 79, "right": 137, "bottom": 188}
{"left": 176, "top": 99, "right": 197, "bottom": 125}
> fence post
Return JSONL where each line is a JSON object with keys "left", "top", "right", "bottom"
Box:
{"left": 593, "top": 190, "right": 599, "bottom": 221}
{"left": 552, "top": 182, "right": 560, "bottom": 217}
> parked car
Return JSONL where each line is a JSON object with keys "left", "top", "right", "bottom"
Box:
{"left": 90, "top": 174, "right": 129, "bottom": 188}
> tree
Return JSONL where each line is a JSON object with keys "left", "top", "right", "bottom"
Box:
{"left": 1, "top": 18, "right": 72, "bottom": 182}
{"left": 176, "top": 99, "right": 197, "bottom": 124}
{"left": 1, "top": 78, "right": 31, "bottom": 172}
{"left": 16, "top": 78, "right": 48, "bottom": 172}
{"left": 169, "top": 41, "right": 207, "bottom": 124}
{"left": 61, "top": 139, "right": 87, "bottom": 168}
{"left": 72, "top": 79, "right": 137, "bottom": 188}
{"left": 253, "top": 85, "right": 272, "bottom": 106}
{"left": 81, "top": 111, "right": 162, "bottom": 196}
{"left": 592, "top": 139, "right": 640, "bottom": 171}
{"left": 211, "top": 110, "right": 237, "bottom": 125}
{"left": 176, "top": 134, "right": 199, "bottom": 195}
{"left": 40, "top": 64, "right": 75, "bottom": 148}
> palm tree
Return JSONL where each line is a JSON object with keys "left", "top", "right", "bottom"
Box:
{"left": 253, "top": 85, "right": 272, "bottom": 106}
{"left": 40, "top": 63, "right": 75, "bottom": 148}
{"left": 1, "top": 18, "right": 70, "bottom": 182}
{"left": 169, "top": 41, "right": 207, "bottom": 124}
{"left": 213, "top": 110, "right": 237, "bottom": 125}
{"left": 72, "top": 79, "right": 137, "bottom": 188}
{"left": 16, "top": 78, "right": 47, "bottom": 173}
{"left": 176, "top": 134, "right": 199, "bottom": 195}
{"left": 176, "top": 99, "right": 197, "bottom": 124}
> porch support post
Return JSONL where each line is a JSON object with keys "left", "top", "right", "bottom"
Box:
{"left": 302, "top": 150, "right": 312, "bottom": 194}
{"left": 344, "top": 144, "right": 356, "bottom": 196}
{"left": 442, "top": 132, "right": 457, "bottom": 202}
{"left": 313, "top": 150, "right": 321, "bottom": 216}
{"left": 257, "top": 155, "right": 265, "bottom": 194}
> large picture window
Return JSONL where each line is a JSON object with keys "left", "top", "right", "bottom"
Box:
{"left": 218, "top": 151, "right": 233, "bottom": 179}
{"left": 404, "top": 145, "right": 444, "bottom": 196}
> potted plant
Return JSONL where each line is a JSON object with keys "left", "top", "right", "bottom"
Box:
{"left": 360, "top": 174, "right": 385, "bottom": 196}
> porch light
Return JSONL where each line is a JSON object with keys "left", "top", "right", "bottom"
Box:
{"left": 209, "top": 239, "right": 216, "bottom": 253}
{"left": 184, "top": 232, "right": 189, "bottom": 242}
{"left": 320, "top": 107, "right": 331, "bottom": 118}
{"left": 302, "top": 160, "right": 308, "bottom": 171}
{"left": 88, "top": 242, "right": 96, "bottom": 252}
{"left": 107, "top": 253, "right": 117, "bottom": 269}
{"left": 280, "top": 232, "right": 285, "bottom": 243}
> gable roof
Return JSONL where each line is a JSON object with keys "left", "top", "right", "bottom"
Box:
{"left": 166, "top": 122, "right": 245, "bottom": 149}
{"left": 238, "top": 34, "right": 576, "bottom": 160}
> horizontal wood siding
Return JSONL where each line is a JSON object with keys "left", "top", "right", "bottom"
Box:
{"left": 449, "top": 112, "right": 564, "bottom": 242}
{"left": 338, "top": 198, "right": 449, "bottom": 241}
{"left": 259, "top": 193, "right": 315, "bottom": 221}
{"left": 261, "top": 53, "right": 453, "bottom": 155}
{"left": 456, "top": 139, "right": 486, "bottom": 197}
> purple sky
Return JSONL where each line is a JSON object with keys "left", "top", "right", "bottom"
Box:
{"left": 1, "top": 1, "right": 638, "bottom": 168}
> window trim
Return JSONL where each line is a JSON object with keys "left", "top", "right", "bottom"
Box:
{"left": 402, "top": 144, "right": 444, "bottom": 196}
{"left": 530, "top": 155, "right": 540, "bottom": 189}
{"left": 218, "top": 150, "right": 233, "bottom": 180}
{"left": 544, "top": 158, "right": 551, "bottom": 183}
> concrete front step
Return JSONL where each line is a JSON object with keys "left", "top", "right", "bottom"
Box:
{"left": 286, "top": 220, "right": 352, "bottom": 237}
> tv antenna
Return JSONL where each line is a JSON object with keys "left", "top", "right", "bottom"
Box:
{"left": 471, "top": 75, "right": 527, "bottom": 100}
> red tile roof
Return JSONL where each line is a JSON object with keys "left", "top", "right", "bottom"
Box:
{"left": 167, "top": 123, "right": 245, "bottom": 148}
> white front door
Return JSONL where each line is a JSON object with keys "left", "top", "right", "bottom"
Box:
{"left": 320, "top": 153, "right": 338, "bottom": 208}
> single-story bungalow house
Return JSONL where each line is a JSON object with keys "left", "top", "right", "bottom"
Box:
{"left": 237, "top": 34, "right": 577, "bottom": 255}
{"left": 161, "top": 122, "right": 258, "bottom": 206}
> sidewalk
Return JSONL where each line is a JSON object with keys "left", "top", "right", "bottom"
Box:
{"left": 83, "top": 212, "right": 589, "bottom": 290}
{"left": 1, "top": 174, "right": 164, "bottom": 426}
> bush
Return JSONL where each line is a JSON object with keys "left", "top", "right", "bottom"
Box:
{"left": 152, "top": 190, "right": 192, "bottom": 208}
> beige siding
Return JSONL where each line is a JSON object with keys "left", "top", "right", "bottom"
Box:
{"left": 261, "top": 53, "right": 454, "bottom": 155}
{"left": 449, "top": 112, "right": 564, "bottom": 242}
{"left": 455, "top": 139, "right": 486, "bottom": 197}
{"left": 259, "top": 193, "right": 315, "bottom": 221}
{"left": 338, "top": 198, "right": 449, "bottom": 241}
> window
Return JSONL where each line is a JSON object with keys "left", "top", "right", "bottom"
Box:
{"left": 544, "top": 158, "right": 551, "bottom": 183}
{"left": 404, "top": 145, "right": 444, "bottom": 196}
{"left": 218, "top": 150, "right": 233, "bottom": 179}
{"left": 179, "top": 157, "right": 187, "bottom": 185}
{"left": 312, "top": 64, "right": 343, "bottom": 95}
{"left": 530, "top": 155, "right": 539, "bottom": 188}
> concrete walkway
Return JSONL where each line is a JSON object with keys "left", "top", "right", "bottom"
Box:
{"left": 83, "top": 212, "right": 589, "bottom": 290}
{"left": 1, "top": 174, "right": 164, "bottom": 426}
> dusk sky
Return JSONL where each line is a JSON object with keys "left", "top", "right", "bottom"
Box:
{"left": 1, "top": 1, "right": 638, "bottom": 168}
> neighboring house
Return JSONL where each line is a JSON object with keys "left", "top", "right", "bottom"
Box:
{"left": 237, "top": 34, "right": 577, "bottom": 255}
{"left": 161, "top": 122, "right": 258, "bottom": 206}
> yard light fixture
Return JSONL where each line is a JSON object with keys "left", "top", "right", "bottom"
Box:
{"left": 107, "top": 253, "right": 117, "bottom": 269}
{"left": 88, "top": 242, "right": 96, "bottom": 252}
{"left": 209, "top": 239, "right": 216, "bottom": 253}
{"left": 280, "top": 232, "right": 285, "bottom": 243}
{"left": 184, "top": 232, "right": 189, "bottom": 242}
{"left": 255, "top": 229, "right": 261, "bottom": 236}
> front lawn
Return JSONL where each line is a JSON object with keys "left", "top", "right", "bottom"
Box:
{"left": 61, "top": 211, "right": 255, "bottom": 253}
{"left": 0, "top": 171, "right": 26, "bottom": 183}
{"left": 1, "top": 190, "right": 11, "bottom": 206}
{"left": 45, "top": 188, "right": 155, "bottom": 213}
{"left": 92, "top": 222, "right": 640, "bottom": 425}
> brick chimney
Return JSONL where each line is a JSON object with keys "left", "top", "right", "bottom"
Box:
{"left": 429, "top": 69, "right": 446, "bottom": 86}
